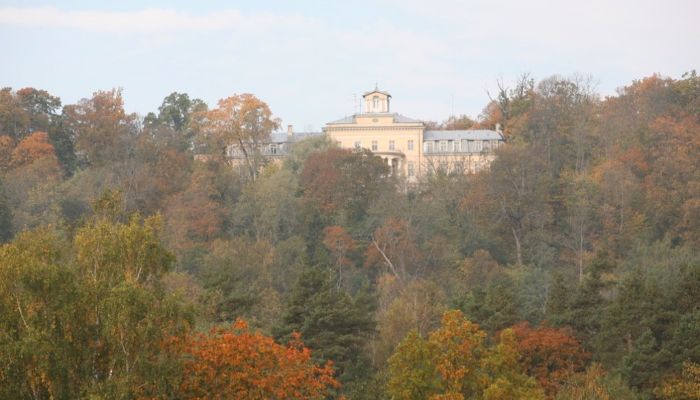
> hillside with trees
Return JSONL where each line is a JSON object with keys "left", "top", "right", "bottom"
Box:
{"left": 0, "top": 72, "right": 699, "bottom": 399}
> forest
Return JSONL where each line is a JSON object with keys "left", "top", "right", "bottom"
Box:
{"left": 0, "top": 72, "right": 699, "bottom": 399}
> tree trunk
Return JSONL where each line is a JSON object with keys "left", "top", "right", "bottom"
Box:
{"left": 511, "top": 227, "right": 523, "bottom": 267}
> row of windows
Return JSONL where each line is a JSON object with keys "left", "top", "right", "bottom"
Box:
{"left": 404, "top": 160, "right": 483, "bottom": 177}
{"left": 424, "top": 139, "right": 501, "bottom": 154}
{"left": 227, "top": 138, "right": 501, "bottom": 158}
{"left": 431, "top": 161, "right": 484, "bottom": 174}
{"left": 352, "top": 139, "right": 501, "bottom": 154}
{"left": 355, "top": 140, "right": 416, "bottom": 152}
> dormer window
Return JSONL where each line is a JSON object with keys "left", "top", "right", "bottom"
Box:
{"left": 373, "top": 96, "right": 379, "bottom": 110}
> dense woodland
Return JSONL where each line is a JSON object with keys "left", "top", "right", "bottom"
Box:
{"left": 0, "top": 72, "right": 699, "bottom": 399}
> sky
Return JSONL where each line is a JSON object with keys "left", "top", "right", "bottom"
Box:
{"left": 1, "top": 0, "right": 698, "bottom": 131}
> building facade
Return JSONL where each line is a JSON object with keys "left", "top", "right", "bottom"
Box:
{"left": 226, "top": 88, "right": 504, "bottom": 181}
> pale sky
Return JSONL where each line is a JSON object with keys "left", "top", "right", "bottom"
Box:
{"left": 1, "top": 0, "right": 698, "bottom": 130}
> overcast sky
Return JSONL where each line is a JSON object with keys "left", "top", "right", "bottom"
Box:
{"left": 1, "top": 0, "right": 698, "bottom": 130}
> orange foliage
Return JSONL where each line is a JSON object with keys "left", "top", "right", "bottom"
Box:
{"left": 10, "top": 131, "right": 56, "bottom": 168}
{"left": 171, "top": 320, "right": 339, "bottom": 399}
{"left": 511, "top": 322, "right": 589, "bottom": 398}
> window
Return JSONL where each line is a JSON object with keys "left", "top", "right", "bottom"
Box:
{"left": 454, "top": 140, "right": 460, "bottom": 152}
{"left": 269, "top": 144, "right": 277, "bottom": 155}
{"left": 389, "top": 140, "right": 395, "bottom": 151}
{"left": 371, "top": 140, "right": 378, "bottom": 151}
{"left": 474, "top": 140, "right": 483, "bottom": 152}
{"left": 483, "top": 141, "right": 492, "bottom": 152}
{"left": 354, "top": 141, "right": 361, "bottom": 149}
{"left": 373, "top": 96, "right": 379, "bottom": 109}
{"left": 447, "top": 140, "right": 454, "bottom": 152}
{"left": 439, "top": 140, "right": 448, "bottom": 153}
{"left": 407, "top": 140, "right": 414, "bottom": 151}
{"left": 462, "top": 139, "right": 469, "bottom": 152}
{"left": 408, "top": 161, "right": 415, "bottom": 177}
{"left": 424, "top": 141, "right": 434, "bottom": 153}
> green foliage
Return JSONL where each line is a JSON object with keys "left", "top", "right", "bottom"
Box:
{"left": 1, "top": 73, "right": 699, "bottom": 398}
{"left": 387, "top": 331, "right": 441, "bottom": 400}
{"left": 0, "top": 212, "right": 192, "bottom": 398}
{"left": 275, "top": 266, "right": 376, "bottom": 393}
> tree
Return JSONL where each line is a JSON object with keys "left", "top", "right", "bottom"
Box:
{"left": 555, "top": 364, "right": 636, "bottom": 400}
{"left": 621, "top": 329, "right": 660, "bottom": 391}
{"left": 481, "top": 329, "right": 545, "bottom": 400}
{"left": 197, "top": 93, "right": 279, "bottom": 181}
{"left": 233, "top": 168, "right": 300, "bottom": 243}
{"left": 365, "top": 217, "right": 422, "bottom": 281}
{"left": 198, "top": 237, "right": 280, "bottom": 330}
{"left": 3, "top": 152, "right": 63, "bottom": 231}
{"left": 144, "top": 92, "right": 207, "bottom": 152}
{"left": 386, "top": 330, "right": 442, "bottom": 400}
{"left": 456, "top": 274, "right": 521, "bottom": 334}
{"left": 63, "top": 88, "right": 136, "bottom": 166}
{"left": 387, "top": 310, "right": 545, "bottom": 400}
{"left": 0, "top": 210, "right": 192, "bottom": 399}
{"left": 511, "top": 322, "right": 588, "bottom": 398}
{"left": 163, "top": 165, "right": 228, "bottom": 255}
{"left": 15, "top": 87, "right": 61, "bottom": 135}
{"left": 171, "top": 319, "right": 339, "bottom": 399}
{"left": 656, "top": 361, "right": 700, "bottom": 400}
{"left": 10, "top": 131, "right": 56, "bottom": 168}
{"left": 282, "top": 134, "right": 337, "bottom": 173}
{"left": 323, "top": 225, "right": 357, "bottom": 289}
{"left": 146, "top": 92, "right": 207, "bottom": 134}
{"left": 0, "top": 87, "right": 30, "bottom": 139}
{"left": 300, "top": 147, "right": 390, "bottom": 224}
{"left": 374, "top": 278, "right": 446, "bottom": 367}
{"left": 0, "top": 87, "right": 60, "bottom": 140}
{"left": 275, "top": 266, "right": 376, "bottom": 391}
{"left": 0, "top": 179, "right": 12, "bottom": 242}
{"left": 464, "top": 143, "right": 551, "bottom": 267}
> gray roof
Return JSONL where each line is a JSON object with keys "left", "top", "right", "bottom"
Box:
{"left": 424, "top": 130, "right": 504, "bottom": 141}
{"left": 363, "top": 89, "right": 391, "bottom": 97}
{"left": 327, "top": 115, "right": 355, "bottom": 124}
{"left": 327, "top": 112, "right": 423, "bottom": 125}
{"left": 269, "top": 131, "right": 323, "bottom": 143}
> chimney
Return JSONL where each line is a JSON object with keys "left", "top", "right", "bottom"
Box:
{"left": 287, "top": 124, "right": 293, "bottom": 139}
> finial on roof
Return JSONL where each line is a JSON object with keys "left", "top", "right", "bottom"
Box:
{"left": 375, "top": 82, "right": 379, "bottom": 91}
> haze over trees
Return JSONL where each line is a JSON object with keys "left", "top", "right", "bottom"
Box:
{"left": 0, "top": 71, "right": 699, "bottom": 399}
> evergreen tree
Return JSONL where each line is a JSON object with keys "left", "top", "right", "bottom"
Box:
{"left": 621, "top": 329, "right": 661, "bottom": 393}
{"left": 275, "top": 266, "right": 376, "bottom": 393}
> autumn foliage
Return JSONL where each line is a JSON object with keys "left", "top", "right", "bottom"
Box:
{"left": 171, "top": 320, "right": 340, "bottom": 399}
{"left": 511, "top": 322, "right": 589, "bottom": 398}
{"left": 9, "top": 131, "right": 57, "bottom": 168}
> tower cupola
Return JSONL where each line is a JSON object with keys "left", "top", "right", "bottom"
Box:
{"left": 363, "top": 85, "right": 391, "bottom": 113}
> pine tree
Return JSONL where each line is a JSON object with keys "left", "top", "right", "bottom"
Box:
{"left": 275, "top": 266, "right": 376, "bottom": 392}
